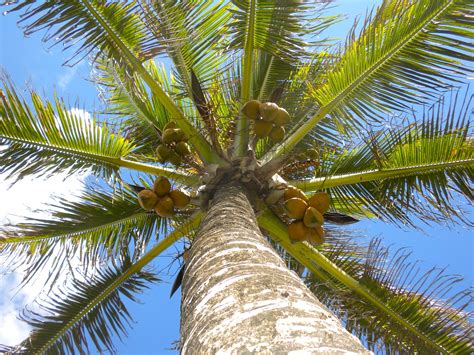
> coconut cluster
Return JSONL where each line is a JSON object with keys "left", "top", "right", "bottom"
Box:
{"left": 137, "top": 176, "right": 190, "bottom": 217}
{"left": 283, "top": 186, "right": 330, "bottom": 246}
{"left": 241, "top": 100, "right": 290, "bottom": 142}
{"left": 156, "top": 121, "right": 191, "bottom": 165}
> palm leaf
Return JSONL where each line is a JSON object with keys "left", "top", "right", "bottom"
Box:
{"left": 263, "top": 0, "right": 473, "bottom": 163}
{"left": 307, "top": 238, "right": 473, "bottom": 354}
{"left": 140, "top": 0, "right": 231, "bottom": 89}
{"left": 291, "top": 92, "right": 473, "bottom": 226}
{"left": 0, "top": 184, "right": 164, "bottom": 288}
{"left": 229, "top": 0, "right": 331, "bottom": 155}
{"left": 4, "top": 212, "right": 202, "bottom": 353}
{"left": 5, "top": 0, "right": 222, "bottom": 164}
{"left": 0, "top": 78, "right": 195, "bottom": 183}
{"left": 0, "top": 78, "right": 134, "bottom": 182}
{"left": 139, "top": 1, "right": 232, "bottom": 150}
{"left": 7, "top": 0, "right": 155, "bottom": 65}
{"left": 258, "top": 209, "right": 473, "bottom": 354}
{"left": 15, "top": 255, "right": 159, "bottom": 354}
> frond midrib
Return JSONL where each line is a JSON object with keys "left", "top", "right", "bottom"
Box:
{"left": 80, "top": 0, "right": 222, "bottom": 164}
{"left": 1, "top": 133, "right": 199, "bottom": 183}
{"left": 2, "top": 212, "right": 148, "bottom": 246}
{"left": 37, "top": 212, "right": 202, "bottom": 353}
{"left": 257, "top": 209, "right": 452, "bottom": 353}
{"left": 293, "top": 158, "right": 474, "bottom": 191}
{"left": 263, "top": 0, "right": 456, "bottom": 163}
{"left": 0, "top": 133, "right": 125, "bottom": 162}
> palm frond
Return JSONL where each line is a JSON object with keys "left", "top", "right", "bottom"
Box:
{"left": 258, "top": 209, "right": 473, "bottom": 354}
{"left": 5, "top": 0, "right": 222, "bottom": 164}
{"left": 15, "top": 255, "right": 159, "bottom": 354}
{"left": 95, "top": 57, "right": 162, "bottom": 156}
{"left": 0, "top": 78, "right": 134, "bottom": 182}
{"left": 6, "top": 0, "right": 155, "bottom": 66}
{"left": 263, "top": 0, "right": 473, "bottom": 162}
{"left": 140, "top": 0, "right": 231, "bottom": 89}
{"left": 0, "top": 183, "right": 164, "bottom": 288}
{"left": 308, "top": 238, "right": 473, "bottom": 354}
{"left": 291, "top": 92, "right": 473, "bottom": 226}
{"left": 229, "top": 0, "right": 332, "bottom": 155}
{"left": 11, "top": 211, "right": 203, "bottom": 354}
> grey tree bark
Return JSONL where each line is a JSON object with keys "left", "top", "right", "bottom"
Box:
{"left": 180, "top": 182, "right": 369, "bottom": 354}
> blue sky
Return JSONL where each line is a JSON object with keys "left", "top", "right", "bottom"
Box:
{"left": 0, "top": 1, "right": 472, "bottom": 353}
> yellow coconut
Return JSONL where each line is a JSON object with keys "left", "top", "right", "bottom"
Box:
{"left": 284, "top": 186, "right": 308, "bottom": 202}
{"left": 284, "top": 197, "right": 308, "bottom": 220}
{"left": 307, "top": 226, "right": 325, "bottom": 246}
{"left": 175, "top": 141, "right": 191, "bottom": 156}
{"left": 269, "top": 126, "right": 285, "bottom": 143}
{"left": 163, "top": 121, "right": 177, "bottom": 131}
{"left": 241, "top": 100, "right": 261, "bottom": 120}
{"left": 169, "top": 189, "right": 190, "bottom": 209}
{"left": 254, "top": 119, "right": 273, "bottom": 138}
{"left": 274, "top": 107, "right": 290, "bottom": 126}
{"left": 308, "top": 192, "right": 330, "bottom": 214}
{"left": 162, "top": 128, "right": 179, "bottom": 144}
{"left": 156, "top": 144, "right": 171, "bottom": 159}
{"left": 137, "top": 189, "right": 159, "bottom": 211}
{"left": 303, "top": 206, "right": 324, "bottom": 228}
{"left": 307, "top": 148, "right": 319, "bottom": 160}
{"left": 154, "top": 195, "right": 175, "bottom": 217}
{"left": 163, "top": 128, "right": 185, "bottom": 144}
{"left": 153, "top": 176, "right": 171, "bottom": 196}
{"left": 168, "top": 151, "right": 182, "bottom": 165}
{"left": 288, "top": 221, "right": 310, "bottom": 243}
{"left": 260, "top": 102, "right": 279, "bottom": 122}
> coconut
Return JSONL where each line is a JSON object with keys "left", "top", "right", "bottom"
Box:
{"left": 284, "top": 186, "right": 308, "bottom": 202}
{"left": 307, "top": 226, "right": 325, "bottom": 246}
{"left": 156, "top": 144, "right": 171, "bottom": 160}
{"left": 269, "top": 126, "right": 285, "bottom": 142}
{"left": 274, "top": 107, "right": 290, "bottom": 126}
{"left": 154, "top": 195, "right": 174, "bottom": 217}
{"left": 163, "top": 128, "right": 185, "bottom": 144}
{"left": 137, "top": 189, "right": 159, "bottom": 211}
{"left": 254, "top": 119, "right": 273, "bottom": 138}
{"left": 169, "top": 189, "right": 190, "bottom": 209}
{"left": 288, "top": 221, "right": 310, "bottom": 243}
{"left": 153, "top": 176, "right": 171, "bottom": 196}
{"left": 284, "top": 197, "right": 308, "bottom": 220}
{"left": 307, "top": 148, "right": 319, "bottom": 160}
{"left": 241, "top": 100, "right": 261, "bottom": 120}
{"left": 303, "top": 206, "right": 324, "bottom": 228}
{"left": 168, "top": 151, "right": 182, "bottom": 165}
{"left": 163, "top": 121, "right": 177, "bottom": 131}
{"left": 175, "top": 141, "right": 191, "bottom": 156}
{"left": 308, "top": 192, "right": 330, "bottom": 214}
{"left": 260, "top": 102, "right": 279, "bottom": 122}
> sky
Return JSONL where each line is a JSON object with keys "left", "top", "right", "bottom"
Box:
{"left": 0, "top": 1, "right": 472, "bottom": 354}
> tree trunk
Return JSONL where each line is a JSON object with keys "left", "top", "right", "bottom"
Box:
{"left": 180, "top": 182, "right": 369, "bottom": 354}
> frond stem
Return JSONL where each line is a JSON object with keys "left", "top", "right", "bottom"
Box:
{"left": 258, "top": 209, "right": 448, "bottom": 353}
{"left": 81, "top": 0, "right": 222, "bottom": 164}
{"left": 233, "top": 0, "right": 256, "bottom": 157}
{"left": 293, "top": 159, "right": 474, "bottom": 191}
{"left": 37, "top": 212, "right": 203, "bottom": 353}
{"left": 262, "top": 0, "right": 455, "bottom": 164}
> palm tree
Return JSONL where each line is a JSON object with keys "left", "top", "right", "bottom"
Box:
{"left": 0, "top": 0, "right": 472, "bottom": 353}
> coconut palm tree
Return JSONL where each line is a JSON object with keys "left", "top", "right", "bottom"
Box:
{"left": 0, "top": 0, "right": 472, "bottom": 353}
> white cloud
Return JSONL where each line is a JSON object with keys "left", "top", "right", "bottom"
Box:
{"left": 0, "top": 173, "right": 86, "bottom": 346}
{"left": 0, "top": 108, "right": 91, "bottom": 347}
{"left": 57, "top": 62, "right": 84, "bottom": 90}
